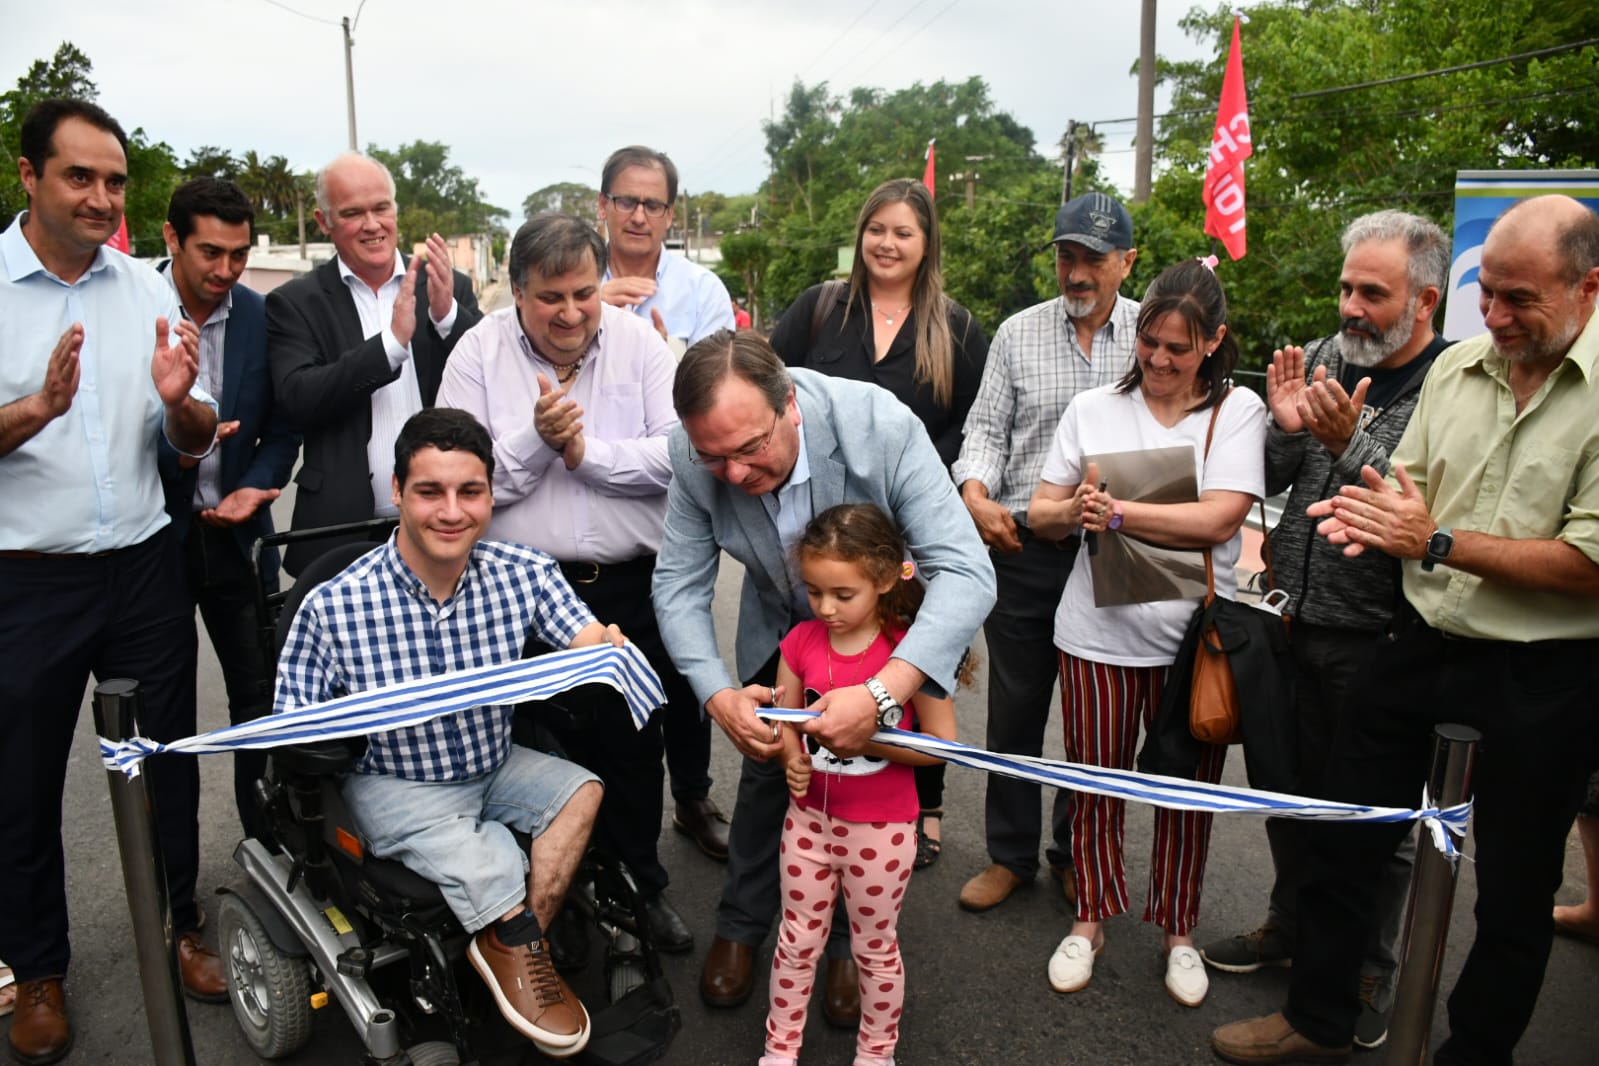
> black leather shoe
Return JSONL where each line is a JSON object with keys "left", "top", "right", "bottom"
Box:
{"left": 700, "top": 935, "right": 754, "bottom": 1007}
{"left": 546, "top": 902, "right": 590, "bottom": 972}
{"left": 673, "top": 796, "right": 731, "bottom": 861}
{"left": 643, "top": 894, "right": 694, "bottom": 954}
{"left": 822, "top": 956, "right": 860, "bottom": 1029}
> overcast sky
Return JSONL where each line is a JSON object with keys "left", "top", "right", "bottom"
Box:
{"left": 3, "top": 0, "right": 1223, "bottom": 221}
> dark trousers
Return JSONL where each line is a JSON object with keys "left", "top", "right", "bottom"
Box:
{"left": 0, "top": 528, "right": 201, "bottom": 980}
{"left": 180, "top": 521, "right": 274, "bottom": 842}
{"left": 1264, "top": 622, "right": 1414, "bottom": 976}
{"left": 541, "top": 555, "right": 696, "bottom": 900}
{"left": 982, "top": 534, "right": 1076, "bottom": 876}
{"left": 1284, "top": 603, "right": 1599, "bottom": 1064}
{"left": 715, "top": 651, "right": 851, "bottom": 960}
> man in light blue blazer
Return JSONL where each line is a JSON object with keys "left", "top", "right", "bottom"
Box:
{"left": 652, "top": 329, "right": 995, "bottom": 1021}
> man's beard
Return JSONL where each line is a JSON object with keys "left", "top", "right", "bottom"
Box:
{"left": 1493, "top": 315, "right": 1579, "bottom": 364}
{"left": 1062, "top": 290, "right": 1099, "bottom": 318}
{"left": 1340, "top": 293, "right": 1419, "bottom": 367}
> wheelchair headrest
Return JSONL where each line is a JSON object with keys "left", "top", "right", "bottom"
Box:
{"left": 274, "top": 541, "right": 381, "bottom": 658}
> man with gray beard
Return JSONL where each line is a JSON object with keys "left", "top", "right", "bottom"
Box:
{"left": 1199, "top": 210, "right": 1450, "bottom": 1050}
{"left": 1214, "top": 194, "right": 1599, "bottom": 1065}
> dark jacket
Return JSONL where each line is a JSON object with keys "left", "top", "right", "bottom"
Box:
{"left": 1265, "top": 333, "right": 1448, "bottom": 630}
{"left": 265, "top": 255, "right": 480, "bottom": 574}
{"left": 769, "top": 283, "right": 989, "bottom": 470}
{"left": 157, "top": 280, "right": 300, "bottom": 587}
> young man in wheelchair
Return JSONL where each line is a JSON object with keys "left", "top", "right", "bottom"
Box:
{"left": 273, "top": 407, "right": 630, "bottom": 1059}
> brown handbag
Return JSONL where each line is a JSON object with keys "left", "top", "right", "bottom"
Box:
{"left": 1185, "top": 387, "right": 1283, "bottom": 745}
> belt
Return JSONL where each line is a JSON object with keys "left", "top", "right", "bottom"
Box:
{"left": 0, "top": 548, "right": 117, "bottom": 560}
{"left": 559, "top": 554, "right": 657, "bottom": 586}
{"left": 1015, "top": 524, "right": 1080, "bottom": 552}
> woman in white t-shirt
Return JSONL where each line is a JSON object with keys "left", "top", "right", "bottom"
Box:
{"left": 1026, "top": 258, "right": 1266, "bottom": 1009}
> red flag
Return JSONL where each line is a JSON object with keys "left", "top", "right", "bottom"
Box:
{"left": 106, "top": 215, "right": 131, "bottom": 254}
{"left": 922, "top": 139, "right": 936, "bottom": 191}
{"left": 1203, "top": 16, "right": 1252, "bottom": 260}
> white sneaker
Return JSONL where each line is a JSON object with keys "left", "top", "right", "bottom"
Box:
{"left": 1047, "top": 934, "right": 1101, "bottom": 993}
{"left": 1164, "top": 945, "right": 1209, "bottom": 1007}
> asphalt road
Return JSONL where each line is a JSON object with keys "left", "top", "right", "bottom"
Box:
{"left": 21, "top": 446, "right": 1599, "bottom": 1065}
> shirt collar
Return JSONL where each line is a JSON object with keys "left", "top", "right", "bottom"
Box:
{"left": 336, "top": 249, "right": 406, "bottom": 290}
{"left": 1461, "top": 309, "right": 1599, "bottom": 387}
{"left": 379, "top": 532, "right": 476, "bottom": 607}
{"left": 601, "top": 245, "right": 667, "bottom": 284}
{"left": 787, "top": 410, "right": 812, "bottom": 490}
{"left": 2, "top": 211, "right": 115, "bottom": 285}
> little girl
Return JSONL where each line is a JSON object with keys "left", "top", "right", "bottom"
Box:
{"left": 760, "top": 503, "right": 962, "bottom": 1066}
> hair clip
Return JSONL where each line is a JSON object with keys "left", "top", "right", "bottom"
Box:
{"left": 1196, "top": 254, "right": 1220, "bottom": 272}
{"left": 900, "top": 560, "right": 916, "bottom": 581}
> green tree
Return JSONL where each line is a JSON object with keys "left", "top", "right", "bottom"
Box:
{"left": 522, "top": 181, "right": 598, "bottom": 220}
{"left": 1144, "top": 0, "right": 1599, "bottom": 367}
{"left": 718, "top": 229, "right": 774, "bottom": 323}
{"left": 369, "top": 140, "right": 510, "bottom": 248}
{"left": 182, "top": 145, "right": 239, "bottom": 181}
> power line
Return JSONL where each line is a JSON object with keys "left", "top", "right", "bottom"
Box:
{"left": 257, "top": 0, "right": 340, "bottom": 26}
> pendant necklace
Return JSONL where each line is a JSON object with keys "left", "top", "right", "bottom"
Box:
{"left": 554, "top": 357, "right": 584, "bottom": 385}
{"left": 872, "top": 303, "right": 911, "bottom": 328}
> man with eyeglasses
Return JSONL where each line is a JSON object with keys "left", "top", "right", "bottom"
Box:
{"left": 653, "top": 330, "right": 994, "bottom": 1021}
{"left": 597, "top": 145, "right": 737, "bottom": 859}
{"left": 598, "top": 145, "right": 734, "bottom": 355}
{"left": 266, "top": 152, "right": 481, "bottom": 576}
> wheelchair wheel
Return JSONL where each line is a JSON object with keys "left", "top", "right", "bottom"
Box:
{"left": 403, "top": 1041, "right": 460, "bottom": 1065}
{"left": 218, "top": 893, "right": 313, "bottom": 1058}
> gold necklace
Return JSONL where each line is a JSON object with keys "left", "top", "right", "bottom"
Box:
{"left": 826, "top": 628, "right": 878, "bottom": 692}
{"left": 872, "top": 303, "right": 911, "bottom": 327}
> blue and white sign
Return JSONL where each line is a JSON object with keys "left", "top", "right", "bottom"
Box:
{"left": 1444, "top": 170, "right": 1599, "bottom": 341}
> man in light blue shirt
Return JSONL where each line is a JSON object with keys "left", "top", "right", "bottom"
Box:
{"left": 0, "top": 98, "right": 223, "bottom": 1064}
{"left": 596, "top": 145, "right": 737, "bottom": 860}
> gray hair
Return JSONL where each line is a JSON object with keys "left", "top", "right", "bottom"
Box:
{"left": 314, "top": 152, "right": 396, "bottom": 216}
{"left": 508, "top": 213, "right": 607, "bottom": 290}
{"left": 674, "top": 329, "right": 791, "bottom": 419}
{"left": 1557, "top": 203, "right": 1599, "bottom": 284}
{"left": 1341, "top": 209, "right": 1450, "bottom": 301}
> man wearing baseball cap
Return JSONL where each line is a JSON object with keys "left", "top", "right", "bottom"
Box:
{"left": 951, "top": 192, "right": 1139, "bottom": 912}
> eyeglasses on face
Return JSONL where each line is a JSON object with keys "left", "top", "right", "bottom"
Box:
{"left": 690, "top": 409, "right": 780, "bottom": 470}
{"left": 604, "top": 193, "right": 670, "bottom": 219}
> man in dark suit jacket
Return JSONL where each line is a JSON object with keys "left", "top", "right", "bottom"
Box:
{"left": 156, "top": 178, "right": 300, "bottom": 841}
{"left": 266, "top": 152, "right": 481, "bottom": 575}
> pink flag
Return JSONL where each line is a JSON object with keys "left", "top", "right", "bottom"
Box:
{"left": 922, "top": 139, "right": 936, "bottom": 191}
{"left": 1203, "top": 17, "right": 1252, "bottom": 260}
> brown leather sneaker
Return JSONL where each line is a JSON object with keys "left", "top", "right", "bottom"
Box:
{"left": 959, "top": 863, "right": 1025, "bottom": 912}
{"left": 469, "top": 928, "right": 590, "bottom": 1057}
{"left": 8, "top": 977, "right": 72, "bottom": 1065}
{"left": 822, "top": 957, "right": 860, "bottom": 1029}
{"left": 1211, "top": 1012, "right": 1352, "bottom": 1064}
{"left": 177, "top": 932, "right": 228, "bottom": 1003}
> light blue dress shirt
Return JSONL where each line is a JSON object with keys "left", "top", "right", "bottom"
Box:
{"left": 0, "top": 213, "right": 216, "bottom": 553}
{"left": 603, "top": 249, "right": 734, "bottom": 347}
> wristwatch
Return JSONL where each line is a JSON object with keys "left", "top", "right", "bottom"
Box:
{"left": 1107, "top": 501, "right": 1124, "bottom": 531}
{"left": 1421, "top": 526, "right": 1454, "bottom": 572}
{"left": 863, "top": 676, "right": 904, "bottom": 730}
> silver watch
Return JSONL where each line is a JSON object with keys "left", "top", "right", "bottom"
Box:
{"left": 864, "top": 676, "right": 904, "bottom": 729}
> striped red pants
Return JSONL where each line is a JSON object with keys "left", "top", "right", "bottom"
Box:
{"left": 1057, "top": 651, "right": 1227, "bottom": 935}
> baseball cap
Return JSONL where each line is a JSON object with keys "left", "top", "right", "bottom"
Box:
{"left": 1049, "top": 192, "right": 1134, "bottom": 253}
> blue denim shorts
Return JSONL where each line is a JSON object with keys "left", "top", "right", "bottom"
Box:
{"left": 342, "top": 746, "right": 600, "bottom": 932}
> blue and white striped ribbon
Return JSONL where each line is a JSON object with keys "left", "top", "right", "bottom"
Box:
{"left": 99, "top": 643, "right": 666, "bottom": 779}
{"left": 760, "top": 709, "right": 1471, "bottom": 860}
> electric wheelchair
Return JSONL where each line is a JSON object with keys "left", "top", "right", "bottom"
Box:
{"left": 216, "top": 520, "right": 680, "bottom": 1065}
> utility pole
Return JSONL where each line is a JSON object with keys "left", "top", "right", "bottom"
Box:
{"left": 1062, "top": 119, "right": 1078, "bottom": 204}
{"left": 1134, "top": 0, "right": 1156, "bottom": 203}
{"left": 342, "top": 3, "right": 367, "bottom": 152}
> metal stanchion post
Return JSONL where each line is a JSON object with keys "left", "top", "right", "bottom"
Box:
{"left": 1384, "top": 722, "right": 1480, "bottom": 1066}
{"left": 93, "top": 679, "right": 198, "bottom": 1066}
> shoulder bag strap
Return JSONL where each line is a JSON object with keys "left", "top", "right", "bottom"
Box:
{"left": 1200, "top": 385, "right": 1233, "bottom": 605}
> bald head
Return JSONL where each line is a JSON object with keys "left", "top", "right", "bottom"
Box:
{"left": 1478, "top": 195, "right": 1599, "bottom": 365}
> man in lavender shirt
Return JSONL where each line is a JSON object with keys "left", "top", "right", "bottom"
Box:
{"left": 438, "top": 212, "right": 695, "bottom": 950}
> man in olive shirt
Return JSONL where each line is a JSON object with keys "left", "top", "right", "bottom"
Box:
{"left": 1214, "top": 194, "right": 1599, "bottom": 1064}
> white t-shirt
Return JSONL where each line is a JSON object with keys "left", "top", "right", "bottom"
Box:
{"left": 1040, "top": 383, "right": 1266, "bottom": 666}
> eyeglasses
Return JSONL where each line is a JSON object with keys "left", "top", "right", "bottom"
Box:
{"left": 690, "top": 410, "right": 780, "bottom": 470}
{"left": 604, "top": 194, "right": 670, "bottom": 219}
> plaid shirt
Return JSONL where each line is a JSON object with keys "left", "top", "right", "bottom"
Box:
{"left": 952, "top": 294, "right": 1141, "bottom": 512}
{"left": 274, "top": 535, "right": 596, "bottom": 781}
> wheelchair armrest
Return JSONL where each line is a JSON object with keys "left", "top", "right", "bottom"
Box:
{"left": 272, "top": 738, "right": 363, "bottom": 777}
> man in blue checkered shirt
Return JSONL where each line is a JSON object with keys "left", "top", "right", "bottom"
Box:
{"left": 275, "top": 407, "right": 625, "bottom": 1059}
